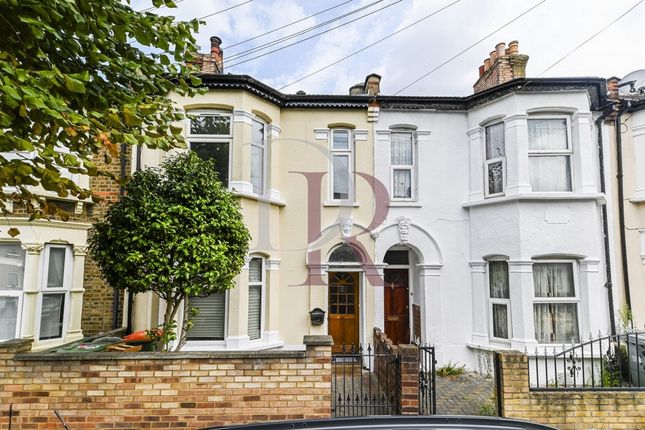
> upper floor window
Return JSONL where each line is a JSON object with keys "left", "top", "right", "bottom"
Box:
{"left": 188, "top": 112, "right": 232, "bottom": 187}
{"left": 488, "top": 260, "right": 510, "bottom": 341}
{"left": 391, "top": 131, "right": 416, "bottom": 200}
{"left": 248, "top": 257, "right": 264, "bottom": 341}
{"left": 485, "top": 122, "right": 505, "bottom": 197}
{"left": 528, "top": 118, "right": 572, "bottom": 192}
{"left": 532, "top": 261, "right": 579, "bottom": 344}
{"left": 251, "top": 119, "right": 266, "bottom": 195}
{"left": 330, "top": 129, "right": 353, "bottom": 201}
{"left": 0, "top": 244, "right": 26, "bottom": 341}
{"left": 38, "top": 245, "right": 72, "bottom": 341}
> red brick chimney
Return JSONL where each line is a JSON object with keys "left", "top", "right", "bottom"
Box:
{"left": 188, "top": 36, "right": 224, "bottom": 74}
{"left": 473, "top": 40, "right": 528, "bottom": 93}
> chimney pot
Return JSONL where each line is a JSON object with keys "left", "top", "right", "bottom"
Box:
{"left": 489, "top": 50, "right": 498, "bottom": 64}
{"left": 483, "top": 58, "right": 491, "bottom": 72}
{"left": 363, "top": 73, "right": 381, "bottom": 96}
{"left": 478, "top": 65, "right": 485, "bottom": 77}
{"left": 208, "top": 35, "right": 224, "bottom": 74}
{"left": 508, "top": 40, "right": 519, "bottom": 55}
{"left": 495, "top": 42, "right": 506, "bottom": 58}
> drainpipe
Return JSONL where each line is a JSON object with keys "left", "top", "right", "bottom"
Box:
{"left": 112, "top": 143, "right": 130, "bottom": 331}
{"left": 595, "top": 113, "right": 617, "bottom": 336}
{"left": 615, "top": 109, "right": 633, "bottom": 318}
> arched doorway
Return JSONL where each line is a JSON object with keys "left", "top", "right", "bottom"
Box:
{"left": 327, "top": 244, "right": 362, "bottom": 353}
{"left": 383, "top": 248, "right": 412, "bottom": 344}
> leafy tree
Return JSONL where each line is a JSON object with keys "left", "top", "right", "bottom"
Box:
{"left": 0, "top": 0, "right": 202, "bottom": 217}
{"left": 89, "top": 152, "right": 251, "bottom": 351}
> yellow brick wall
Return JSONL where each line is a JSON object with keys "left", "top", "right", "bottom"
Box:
{"left": 497, "top": 350, "right": 645, "bottom": 429}
{"left": 0, "top": 338, "right": 332, "bottom": 429}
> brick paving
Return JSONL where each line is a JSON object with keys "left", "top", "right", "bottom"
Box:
{"left": 435, "top": 372, "right": 496, "bottom": 416}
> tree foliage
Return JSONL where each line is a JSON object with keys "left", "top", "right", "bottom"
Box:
{"left": 89, "top": 152, "right": 251, "bottom": 350}
{"left": 0, "top": 0, "right": 202, "bottom": 216}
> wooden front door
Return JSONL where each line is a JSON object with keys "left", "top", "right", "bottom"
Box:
{"left": 328, "top": 272, "right": 359, "bottom": 353}
{"left": 384, "top": 269, "right": 410, "bottom": 344}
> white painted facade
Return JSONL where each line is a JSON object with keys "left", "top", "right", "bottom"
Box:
{"left": 374, "top": 90, "right": 613, "bottom": 367}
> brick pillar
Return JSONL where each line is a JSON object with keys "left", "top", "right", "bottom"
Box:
{"left": 398, "top": 344, "right": 419, "bottom": 414}
{"left": 495, "top": 350, "right": 530, "bottom": 417}
{"left": 303, "top": 335, "right": 333, "bottom": 418}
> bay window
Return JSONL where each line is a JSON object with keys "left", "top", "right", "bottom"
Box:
{"left": 533, "top": 262, "right": 579, "bottom": 344}
{"left": 188, "top": 111, "right": 232, "bottom": 187}
{"left": 488, "top": 260, "right": 510, "bottom": 340}
{"left": 39, "top": 245, "right": 72, "bottom": 341}
{"left": 485, "top": 122, "right": 505, "bottom": 197}
{"left": 188, "top": 292, "right": 226, "bottom": 341}
{"left": 0, "top": 244, "right": 26, "bottom": 341}
{"left": 391, "top": 131, "right": 415, "bottom": 200}
{"left": 248, "top": 257, "right": 264, "bottom": 341}
{"left": 528, "top": 118, "right": 572, "bottom": 192}
{"left": 330, "top": 129, "right": 353, "bottom": 201}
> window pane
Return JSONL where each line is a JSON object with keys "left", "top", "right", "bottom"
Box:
{"left": 489, "top": 261, "right": 509, "bottom": 299}
{"left": 252, "top": 120, "right": 264, "bottom": 146}
{"left": 329, "top": 245, "right": 360, "bottom": 263}
{"left": 528, "top": 119, "right": 568, "bottom": 150}
{"left": 0, "top": 244, "right": 25, "bottom": 291}
{"left": 47, "top": 248, "right": 66, "bottom": 289}
{"left": 332, "top": 130, "right": 349, "bottom": 150}
{"left": 188, "top": 293, "right": 225, "bottom": 340}
{"left": 485, "top": 123, "right": 505, "bottom": 159}
{"left": 251, "top": 145, "right": 264, "bottom": 194}
{"left": 248, "top": 285, "right": 262, "bottom": 340}
{"left": 534, "top": 303, "right": 579, "bottom": 343}
{"left": 39, "top": 293, "right": 65, "bottom": 340}
{"left": 391, "top": 133, "right": 413, "bottom": 165}
{"left": 393, "top": 169, "right": 411, "bottom": 199}
{"left": 248, "top": 258, "right": 262, "bottom": 283}
{"left": 529, "top": 156, "right": 571, "bottom": 191}
{"left": 190, "top": 115, "right": 230, "bottom": 135}
{"left": 384, "top": 250, "right": 409, "bottom": 265}
{"left": 191, "top": 142, "right": 229, "bottom": 186}
{"left": 0, "top": 297, "right": 18, "bottom": 340}
{"left": 487, "top": 161, "right": 504, "bottom": 195}
{"left": 533, "top": 263, "right": 574, "bottom": 297}
{"left": 492, "top": 303, "right": 509, "bottom": 339}
{"left": 332, "top": 154, "right": 349, "bottom": 199}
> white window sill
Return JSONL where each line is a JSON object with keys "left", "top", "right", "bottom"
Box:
{"left": 181, "top": 339, "right": 284, "bottom": 352}
{"left": 323, "top": 201, "right": 360, "bottom": 207}
{"left": 233, "top": 190, "right": 286, "bottom": 207}
{"left": 462, "top": 192, "right": 606, "bottom": 208}
{"left": 388, "top": 201, "right": 422, "bottom": 207}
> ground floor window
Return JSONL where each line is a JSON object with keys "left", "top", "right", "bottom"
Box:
{"left": 0, "top": 244, "right": 26, "bottom": 341}
{"left": 188, "top": 292, "right": 226, "bottom": 340}
{"left": 488, "top": 260, "right": 510, "bottom": 340}
{"left": 39, "top": 245, "right": 72, "bottom": 341}
{"left": 248, "top": 257, "right": 264, "bottom": 341}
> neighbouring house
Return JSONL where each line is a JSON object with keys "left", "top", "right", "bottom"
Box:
{"left": 129, "top": 38, "right": 618, "bottom": 368}
{"left": 607, "top": 71, "right": 645, "bottom": 328}
{"left": 0, "top": 150, "right": 124, "bottom": 350}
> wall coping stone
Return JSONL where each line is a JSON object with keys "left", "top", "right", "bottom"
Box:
{"left": 15, "top": 349, "right": 306, "bottom": 361}
{"left": 303, "top": 335, "right": 334, "bottom": 346}
{"left": 0, "top": 338, "right": 33, "bottom": 350}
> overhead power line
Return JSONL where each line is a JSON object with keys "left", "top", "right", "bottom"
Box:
{"left": 393, "top": 0, "right": 546, "bottom": 95}
{"left": 198, "top": 0, "right": 254, "bottom": 21}
{"left": 532, "top": 0, "right": 643, "bottom": 79}
{"left": 224, "top": 0, "right": 355, "bottom": 50}
{"left": 226, "top": 0, "right": 385, "bottom": 61}
{"left": 278, "top": 0, "right": 461, "bottom": 91}
{"left": 227, "top": 0, "right": 404, "bottom": 69}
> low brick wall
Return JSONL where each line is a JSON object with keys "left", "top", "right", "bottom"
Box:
{"left": 497, "top": 350, "right": 645, "bottom": 429}
{"left": 0, "top": 336, "right": 333, "bottom": 429}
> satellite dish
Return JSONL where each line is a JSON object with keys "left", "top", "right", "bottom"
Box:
{"left": 618, "top": 69, "right": 645, "bottom": 98}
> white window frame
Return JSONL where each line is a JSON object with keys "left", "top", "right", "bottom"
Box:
{"left": 250, "top": 118, "right": 268, "bottom": 196}
{"left": 484, "top": 122, "right": 506, "bottom": 198}
{"left": 487, "top": 259, "right": 511, "bottom": 343}
{"left": 330, "top": 129, "right": 354, "bottom": 202}
{"left": 527, "top": 115, "right": 573, "bottom": 192}
{"left": 532, "top": 259, "right": 580, "bottom": 345}
{"left": 186, "top": 110, "right": 233, "bottom": 187}
{"left": 390, "top": 129, "right": 417, "bottom": 201}
{"left": 0, "top": 243, "right": 26, "bottom": 342}
{"left": 36, "top": 244, "right": 73, "bottom": 343}
{"left": 248, "top": 256, "right": 266, "bottom": 342}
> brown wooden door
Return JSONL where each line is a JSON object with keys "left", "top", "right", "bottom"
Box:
{"left": 384, "top": 269, "right": 410, "bottom": 345}
{"left": 328, "top": 272, "right": 359, "bottom": 353}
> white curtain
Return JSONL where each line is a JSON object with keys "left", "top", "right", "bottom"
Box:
{"left": 332, "top": 130, "right": 349, "bottom": 150}
{"left": 0, "top": 297, "right": 18, "bottom": 340}
{"left": 489, "top": 261, "right": 509, "bottom": 298}
{"left": 0, "top": 244, "right": 25, "bottom": 291}
{"left": 529, "top": 156, "right": 571, "bottom": 191}
{"left": 485, "top": 123, "right": 505, "bottom": 159}
{"left": 391, "top": 132, "right": 413, "bottom": 165}
{"left": 46, "top": 248, "right": 66, "bottom": 289}
{"left": 528, "top": 119, "right": 568, "bottom": 150}
{"left": 492, "top": 303, "right": 509, "bottom": 339}
{"left": 534, "top": 303, "right": 579, "bottom": 344}
{"left": 533, "top": 263, "right": 574, "bottom": 297}
{"left": 333, "top": 155, "right": 349, "bottom": 199}
{"left": 251, "top": 145, "right": 264, "bottom": 194}
{"left": 393, "top": 169, "right": 411, "bottom": 198}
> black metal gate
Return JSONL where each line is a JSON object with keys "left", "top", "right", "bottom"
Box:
{"left": 331, "top": 344, "right": 400, "bottom": 417}
{"left": 418, "top": 344, "right": 437, "bottom": 414}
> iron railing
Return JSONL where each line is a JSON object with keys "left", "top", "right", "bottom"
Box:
{"left": 529, "top": 330, "right": 645, "bottom": 390}
{"left": 331, "top": 343, "right": 400, "bottom": 417}
{"left": 417, "top": 343, "right": 437, "bottom": 415}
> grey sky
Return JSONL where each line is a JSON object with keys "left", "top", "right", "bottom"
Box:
{"left": 134, "top": 0, "right": 645, "bottom": 96}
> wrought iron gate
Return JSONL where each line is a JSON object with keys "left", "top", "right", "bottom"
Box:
{"left": 331, "top": 344, "right": 400, "bottom": 417}
{"left": 418, "top": 344, "right": 437, "bottom": 414}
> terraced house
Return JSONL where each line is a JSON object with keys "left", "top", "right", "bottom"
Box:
{"left": 126, "top": 38, "right": 618, "bottom": 368}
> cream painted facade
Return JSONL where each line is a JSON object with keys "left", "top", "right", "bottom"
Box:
{"left": 609, "top": 102, "right": 645, "bottom": 328}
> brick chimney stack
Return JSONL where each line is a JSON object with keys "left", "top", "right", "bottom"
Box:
{"left": 473, "top": 40, "right": 528, "bottom": 93}
{"left": 189, "top": 36, "right": 224, "bottom": 74}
